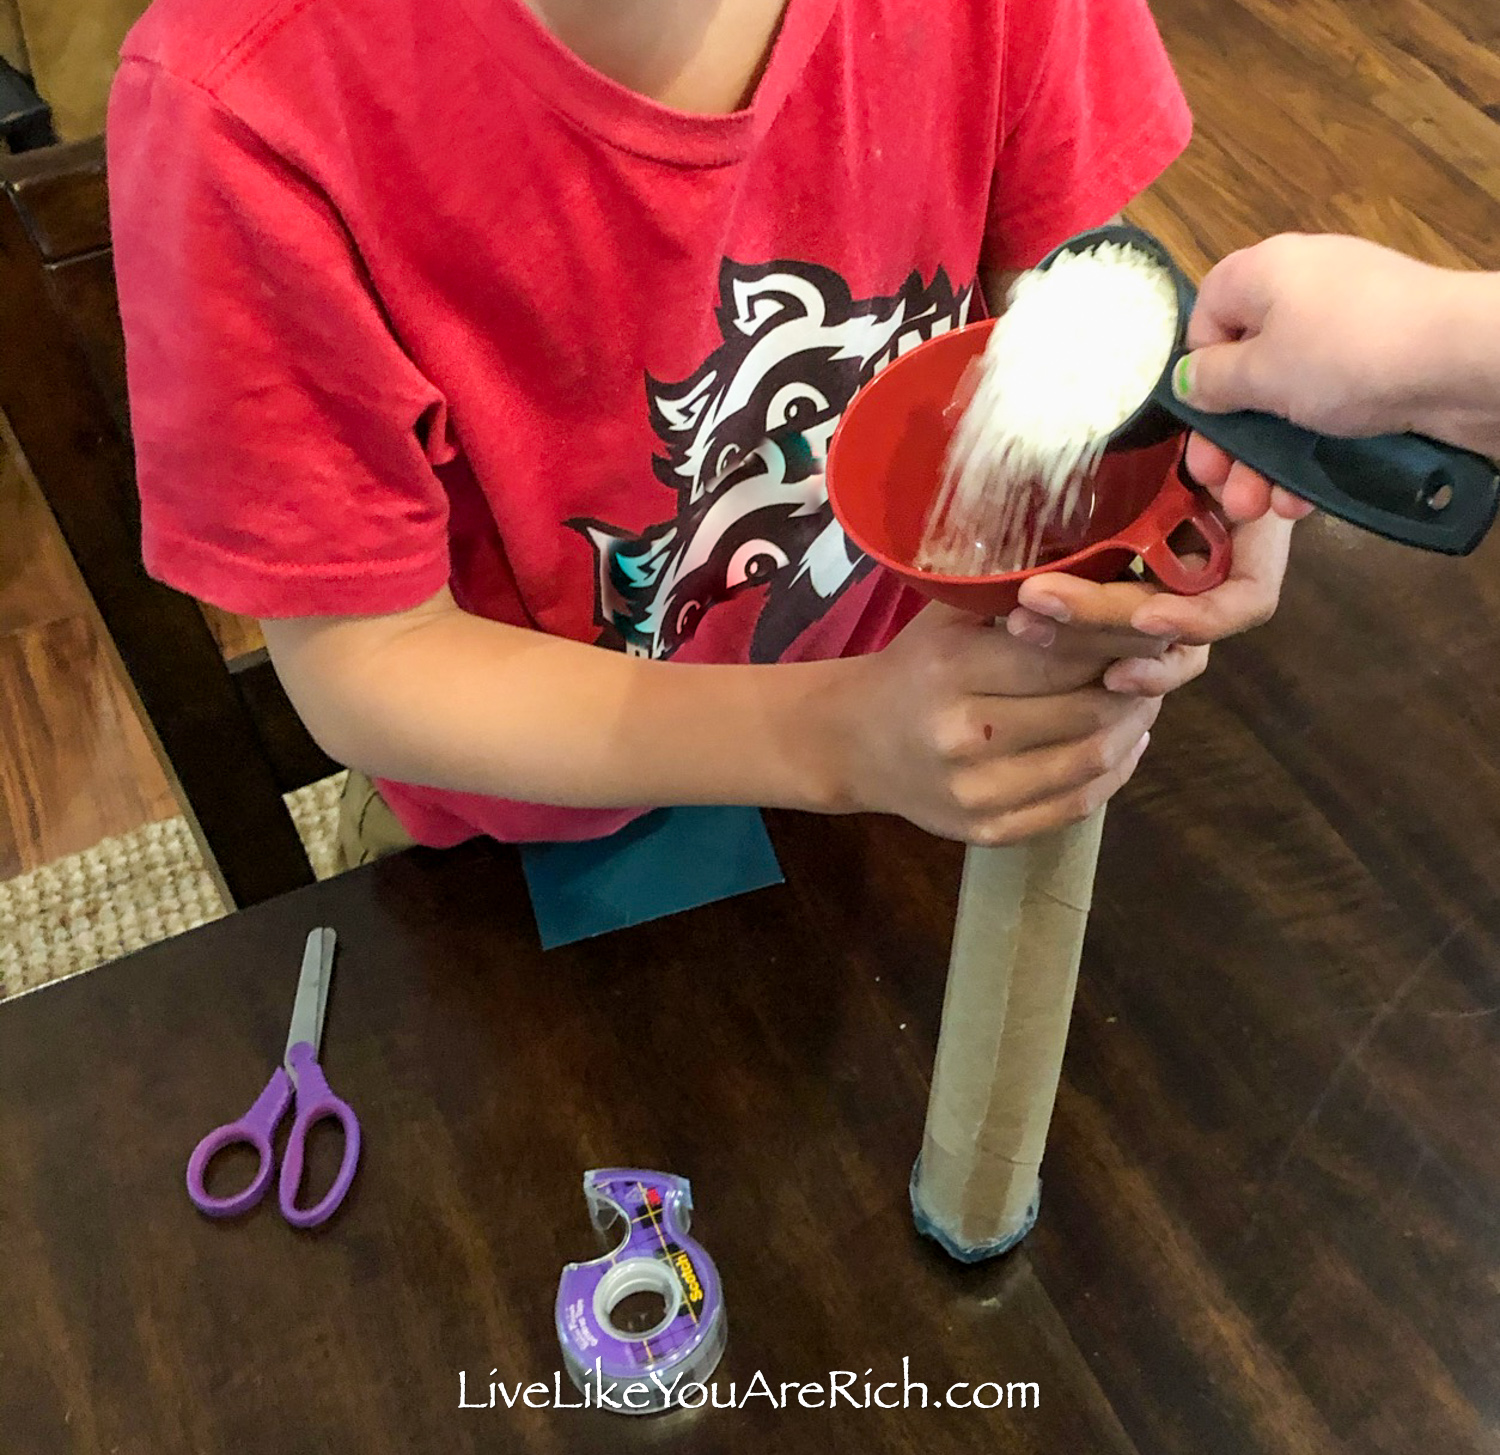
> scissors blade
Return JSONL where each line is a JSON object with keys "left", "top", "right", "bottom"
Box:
{"left": 285, "top": 927, "right": 336, "bottom": 1078}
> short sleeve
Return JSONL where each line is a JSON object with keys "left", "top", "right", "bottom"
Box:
{"left": 983, "top": 0, "right": 1193, "bottom": 271}
{"left": 107, "top": 58, "right": 454, "bottom": 619}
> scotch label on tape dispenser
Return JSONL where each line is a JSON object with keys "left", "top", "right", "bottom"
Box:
{"left": 555, "top": 1169, "right": 726, "bottom": 1414}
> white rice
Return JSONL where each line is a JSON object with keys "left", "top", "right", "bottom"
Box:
{"left": 916, "top": 241, "right": 1180, "bottom": 576}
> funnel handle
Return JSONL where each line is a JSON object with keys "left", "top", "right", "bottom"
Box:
{"left": 1116, "top": 471, "right": 1232, "bottom": 596}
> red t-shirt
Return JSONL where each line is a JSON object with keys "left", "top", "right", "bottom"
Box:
{"left": 108, "top": 0, "right": 1190, "bottom": 846}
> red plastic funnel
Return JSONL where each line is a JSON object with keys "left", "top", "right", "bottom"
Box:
{"left": 827, "top": 319, "right": 1231, "bottom": 616}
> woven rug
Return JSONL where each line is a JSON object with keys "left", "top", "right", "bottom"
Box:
{"left": 0, "top": 774, "right": 345, "bottom": 1002}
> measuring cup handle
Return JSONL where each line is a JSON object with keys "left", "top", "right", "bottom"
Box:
{"left": 1153, "top": 240, "right": 1500, "bottom": 556}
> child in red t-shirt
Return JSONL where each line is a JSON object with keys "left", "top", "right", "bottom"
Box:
{"left": 107, "top": 0, "right": 1293, "bottom": 855}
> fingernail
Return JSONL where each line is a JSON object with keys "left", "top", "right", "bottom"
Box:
{"left": 1008, "top": 617, "right": 1055, "bottom": 648}
{"left": 1172, "top": 355, "right": 1194, "bottom": 402}
{"left": 1134, "top": 617, "right": 1180, "bottom": 641}
{"left": 1026, "top": 593, "right": 1071, "bottom": 624}
{"left": 1104, "top": 665, "right": 1138, "bottom": 694}
{"left": 1134, "top": 730, "right": 1152, "bottom": 758}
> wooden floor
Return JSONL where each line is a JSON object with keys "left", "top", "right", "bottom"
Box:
{"left": 0, "top": 424, "right": 263, "bottom": 879}
{"left": 0, "top": 421, "right": 176, "bottom": 880}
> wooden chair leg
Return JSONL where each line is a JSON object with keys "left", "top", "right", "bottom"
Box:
{"left": 0, "top": 187, "right": 316, "bottom": 907}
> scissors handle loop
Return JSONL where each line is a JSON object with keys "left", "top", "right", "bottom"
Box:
{"left": 185, "top": 1069, "right": 293, "bottom": 1217}
{"left": 279, "top": 1042, "right": 362, "bottom": 1229}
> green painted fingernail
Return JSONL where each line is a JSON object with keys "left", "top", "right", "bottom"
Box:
{"left": 1172, "top": 355, "right": 1193, "bottom": 401}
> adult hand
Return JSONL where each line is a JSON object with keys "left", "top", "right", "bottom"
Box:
{"left": 1173, "top": 233, "right": 1450, "bottom": 438}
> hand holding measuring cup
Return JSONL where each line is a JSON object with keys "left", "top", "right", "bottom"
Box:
{"left": 825, "top": 296, "right": 1236, "bottom": 706}
{"left": 1172, "top": 234, "right": 1500, "bottom": 538}
{"left": 834, "top": 222, "right": 1499, "bottom": 687}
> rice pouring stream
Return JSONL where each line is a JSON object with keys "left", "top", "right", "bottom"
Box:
{"left": 917, "top": 242, "right": 1181, "bottom": 576}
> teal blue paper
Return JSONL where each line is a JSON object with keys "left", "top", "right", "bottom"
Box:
{"left": 519, "top": 806, "right": 784, "bottom": 950}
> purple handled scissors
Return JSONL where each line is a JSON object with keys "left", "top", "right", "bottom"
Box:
{"left": 186, "top": 927, "right": 360, "bottom": 1228}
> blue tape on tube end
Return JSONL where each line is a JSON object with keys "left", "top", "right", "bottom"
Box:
{"left": 908, "top": 1156, "right": 1040, "bottom": 1263}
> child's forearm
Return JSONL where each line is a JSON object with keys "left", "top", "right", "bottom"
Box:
{"left": 1409, "top": 271, "right": 1500, "bottom": 461}
{"left": 264, "top": 597, "right": 859, "bottom": 814}
{"left": 263, "top": 586, "right": 1173, "bottom": 845}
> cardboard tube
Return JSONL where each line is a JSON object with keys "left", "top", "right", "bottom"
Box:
{"left": 911, "top": 809, "right": 1105, "bottom": 1261}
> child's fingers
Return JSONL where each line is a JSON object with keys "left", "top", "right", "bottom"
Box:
{"left": 1104, "top": 644, "right": 1209, "bottom": 695}
{"left": 962, "top": 729, "right": 1153, "bottom": 846}
{"left": 1218, "top": 461, "right": 1276, "bottom": 521}
{"left": 1015, "top": 572, "right": 1158, "bottom": 631}
{"left": 1186, "top": 434, "right": 1271, "bottom": 521}
{"left": 1184, "top": 433, "right": 1235, "bottom": 492}
{"left": 1272, "top": 485, "right": 1316, "bottom": 519}
{"left": 1217, "top": 461, "right": 1315, "bottom": 523}
{"left": 1018, "top": 466, "right": 1301, "bottom": 650}
{"left": 1006, "top": 607, "right": 1169, "bottom": 660}
{"left": 1185, "top": 434, "right": 1316, "bottom": 523}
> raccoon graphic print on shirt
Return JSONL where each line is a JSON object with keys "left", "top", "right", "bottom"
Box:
{"left": 571, "top": 259, "right": 973, "bottom": 663}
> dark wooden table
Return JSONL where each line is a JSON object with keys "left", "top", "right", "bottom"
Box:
{"left": 7, "top": 515, "right": 1500, "bottom": 1454}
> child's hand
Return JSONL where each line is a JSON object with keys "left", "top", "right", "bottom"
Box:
{"left": 1001, "top": 454, "right": 1300, "bottom": 694}
{"left": 834, "top": 601, "right": 1160, "bottom": 845}
{"left": 1182, "top": 434, "right": 1310, "bottom": 527}
{"left": 1003, "top": 602, "right": 1204, "bottom": 695}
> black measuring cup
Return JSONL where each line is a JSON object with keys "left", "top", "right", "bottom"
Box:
{"left": 1035, "top": 225, "right": 1500, "bottom": 555}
